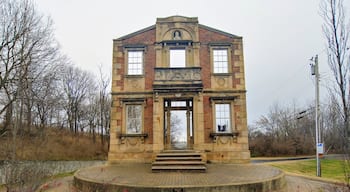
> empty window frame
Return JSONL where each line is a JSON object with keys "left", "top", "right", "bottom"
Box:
{"left": 213, "top": 49, "right": 228, "bottom": 73}
{"left": 170, "top": 49, "right": 186, "bottom": 68}
{"left": 126, "top": 105, "right": 142, "bottom": 134}
{"left": 215, "top": 103, "right": 231, "bottom": 132}
{"left": 127, "top": 51, "right": 143, "bottom": 75}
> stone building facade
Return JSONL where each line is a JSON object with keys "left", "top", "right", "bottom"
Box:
{"left": 109, "top": 16, "right": 250, "bottom": 164}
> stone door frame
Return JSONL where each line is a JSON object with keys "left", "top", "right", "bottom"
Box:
{"left": 164, "top": 98, "right": 193, "bottom": 150}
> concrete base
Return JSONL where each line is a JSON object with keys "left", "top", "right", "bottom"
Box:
{"left": 74, "top": 163, "right": 286, "bottom": 192}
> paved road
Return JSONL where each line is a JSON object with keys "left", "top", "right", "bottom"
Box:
{"left": 251, "top": 156, "right": 313, "bottom": 163}
{"left": 251, "top": 154, "right": 344, "bottom": 163}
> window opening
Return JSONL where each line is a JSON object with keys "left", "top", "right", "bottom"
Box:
{"left": 215, "top": 104, "right": 231, "bottom": 132}
{"left": 126, "top": 105, "right": 142, "bottom": 134}
{"left": 171, "top": 101, "right": 187, "bottom": 107}
{"left": 170, "top": 49, "right": 186, "bottom": 68}
{"left": 128, "top": 51, "right": 143, "bottom": 75}
{"left": 213, "top": 49, "right": 228, "bottom": 73}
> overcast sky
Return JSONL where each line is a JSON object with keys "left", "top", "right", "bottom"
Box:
{"left": 34, "top": 0, "right": 343, "bottom": 124}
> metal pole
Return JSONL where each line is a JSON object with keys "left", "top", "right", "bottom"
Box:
{"left": 315, "top": 55, "right": 321, "bottom": 177}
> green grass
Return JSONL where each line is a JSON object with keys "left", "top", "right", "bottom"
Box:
{"left": 270, "top": 159, "right": 347, "bottom": 183}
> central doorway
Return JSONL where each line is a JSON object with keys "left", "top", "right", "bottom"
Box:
{"left": 164, "top": 99, "right": 193, "bottom": 150}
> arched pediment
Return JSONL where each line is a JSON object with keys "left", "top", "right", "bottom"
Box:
{"left": 156, "top": 16, "right": 199, "bottom": 42}
{"left": 162, "top": 28, "right": 194, "bottom": 41}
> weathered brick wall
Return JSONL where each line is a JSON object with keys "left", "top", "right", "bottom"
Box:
{"left": 198, "top": 27, "right": 244, "bottom": 90}
{"left": 144, "top": 46, "right": 155, "bottom": 90}
{"left": 113, "top": 28, "right": 156, "bottom": 92}
{"left": 198, "top": 27, "right": 232, "bottom": 42}
{"left": 111, "top": 28, "right": 156, "bottom": 145}
{"left": 122, "top": 29, "right": 155, "bottom": 90}
{"left": 198, "top": 26, "right": 246, "bottom": 143}
{"left": 198, "top": 42, "right": 211, "bottom": 89}
{"left": 109, "top": 16, "right": 249, "bottom": 163}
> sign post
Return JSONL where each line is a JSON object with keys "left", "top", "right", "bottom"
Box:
{"left": 317, "top": 143, "right": 324, "bottom": 154}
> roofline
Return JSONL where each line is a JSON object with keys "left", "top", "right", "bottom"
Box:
{"left": 114, "top": 22, "right": 241, "bottom": 41}
{"left": 156, "top": 15, "right": 198, "bottom": 23}
{"left": 198, "top": 24, "right": 241, "bottom": 39}
{"left": 114, "top": 25, "right": 156, "bottom": 41}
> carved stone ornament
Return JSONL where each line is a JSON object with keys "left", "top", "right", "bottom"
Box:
{"left": 216, "top": 77, "right": 226, "bottom": 87}
{"left": 212, "top": 136, "right": 237, "bottom": 145}
{"left": 120, "top": 137, "right": 145, "bottom": 146}
{"left": 118, "top": 133, "right": 148, "bottom": 145}
{"left": 173, "top": 30, "right": 182, "bottom": 40}
{"left": 155, "top": 68, "right": 201, "bottom": 81}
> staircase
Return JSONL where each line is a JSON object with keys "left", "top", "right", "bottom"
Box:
{"left": 152, "top": 150, "right": 206, "bottom": 172}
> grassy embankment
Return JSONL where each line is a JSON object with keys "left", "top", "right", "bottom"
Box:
{"left": 269, "top": 159, "right": 348, "bottom": 183}
{"left": 0, "top": 128, "right": 108, "bottom": 160}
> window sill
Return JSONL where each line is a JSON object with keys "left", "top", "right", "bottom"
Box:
{"left": 124, "top": 75, "right": 144, "bottom": 78}
{"left": 118, "top": 133, "right": 148, "bottom": 145}
{"left": 118, "top": 133, "right": 148, "bottom": 138}
{"left": 210, "top": 131, "right": 239, "bottom": 138}
{"left": 212, "top": 73, "right": 232, "bottom": 76}
{"left": 210, "top": 131, "right": 239, "bottom": 144}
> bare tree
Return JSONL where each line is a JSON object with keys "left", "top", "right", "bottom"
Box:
{"left": 0, "top": 0, "right": 61, "bottom": 164}
{"left": 321, "top": 0, "right": 350, "bottom": 143}
{"left": 249, "top": 103, "right": 315, "bottom": 157}
{"left": 320, "top": 0, "right": 350, "bottom": 185}
{"left": 323, "top": 96, "right": 344, "bottom": 153}
{"left": 61, "top": 65, "right": 96, "bottom": 134}
{"left": 96, "top": 65, "right": 110, "bottom": 148}
{"left": 170, "top": 113, "right": 182, "bottom": 144}
{"left": 0, "top": 0, "right": 59, "bottom": 134}
{"left": 85, "top": 94, "right": 98, "bottom": 143}
{"left": 31, "top": 60, "right": 65, "bottom": 137}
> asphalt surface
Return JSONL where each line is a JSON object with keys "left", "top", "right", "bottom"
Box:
{"left": 251, "top": 154, "right": 344, "bottom": 163}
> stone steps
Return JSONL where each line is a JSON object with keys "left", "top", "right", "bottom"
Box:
{"left": 152, "top": 161, "right": 205, "bottom": 165}
{"left": 155, "top": 157, "right": 202, "bottom": 161}
{"left": 156, "top": 152, "right": 202, "bottom": 157}
{"left": 152, "top": 150, "right": 206, "bottom": 172}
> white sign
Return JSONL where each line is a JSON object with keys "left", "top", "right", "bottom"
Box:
{"left": 317, "top": 143, "right": 324, "bottom": 154}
